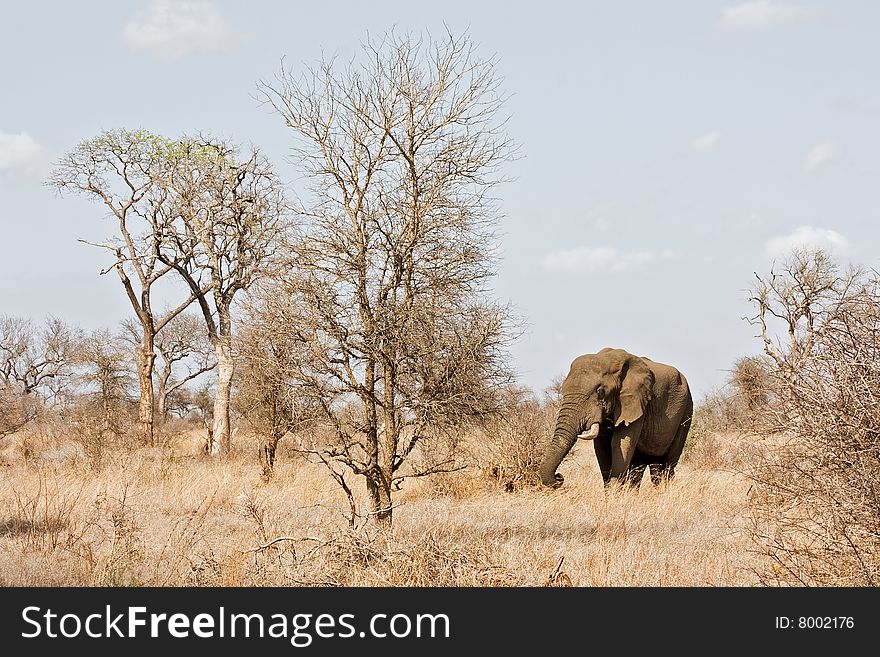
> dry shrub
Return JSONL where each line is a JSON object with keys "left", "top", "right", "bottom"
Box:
{"left": 179, "top": 518, "right": 517, "bottom": 587}
{"left": 694, "top": 355, "right": 774, "bottom": 435}
{"left": 746, "top": 249, "right": 880, "bottom": 585}
{"left": 298, "top": 527, "right": 517, "bottom": 586}
{"left": 77, "top": 489, "right": 145, "bottom": 586}
{"left": 683, "top": 411, "right": 757, "bottom": 474}
{"left": 2, "top": 474, "right": 83, "bottom": 552}
{"left": 681, "top": 428, "right": 728, "bottom": 470}
{"left": 687, "top": 353, "right": 775, "bottom": 475}
{"left": 0, "top": 386, "right": 39, "bottom": 439}
{"left": 467, "top": 386, "right": 558, "bottom": 492}
{"left": 420, "top": 468, "right": 486, "bottom": 499}
{"left": 50, "top": 404, "right": 139, "bottom": 470}
{"left": 232, "top": 317, "right": 321, "bottom": 481}
{"left": 0, "top": 473, "right": 148, "bottom": 585}
{"left": 58, "top": 407, "right": 114, "bottom": 469}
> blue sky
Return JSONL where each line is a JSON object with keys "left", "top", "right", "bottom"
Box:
{"left": 2, "top": 1, "right": 878, "bottom": 399}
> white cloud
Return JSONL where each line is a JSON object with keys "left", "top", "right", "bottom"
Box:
{"left": 123, "top": 1, "right": 243, "bottom": 61}
{"left": 802, "top": 139, "right": 842, "bottom": 173}
{"left": 720, "top": 1, "right": 815, "bottom": 30}
{"left": 0, "top": 130, "right": 41, "bottom": 173}
{"left": 688, "top": 131, "right": 721, "bottom": 153}
{"left": 542, "top": 246, "right": 675, "bottom": 272}
{"left": 765, "top": 226, "right": 849, "bottom": 257}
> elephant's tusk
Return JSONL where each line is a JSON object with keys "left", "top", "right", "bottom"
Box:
{"left": 577, "top": 422, "right": 600, "bottom": 441}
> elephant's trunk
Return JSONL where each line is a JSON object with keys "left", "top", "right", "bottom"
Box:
{"left": 539, "top": 398, "right": 598, "bottom": 488}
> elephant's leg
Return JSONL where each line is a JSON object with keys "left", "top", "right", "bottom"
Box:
{"left": 625, "top": 463, "right": 647, "bottom": 488}
{"left": 659, "top": 410, "right": 693, "bottom": 483}
{"left": 649, "top": 463, "right": 667, "bottom": 486}
{"left": 593, "top": 435, "right": 612, "bottom": 485}
{"left": 609, "top": 418, "right": 643, "bottom": 483}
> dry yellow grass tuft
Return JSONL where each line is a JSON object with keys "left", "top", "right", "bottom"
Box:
{"left": 0, "top": 426, "right": 765, "bottom": 586}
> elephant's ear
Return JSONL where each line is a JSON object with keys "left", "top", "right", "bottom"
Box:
{"left": 613, "top": 356, "right": 655, "bottom": 427}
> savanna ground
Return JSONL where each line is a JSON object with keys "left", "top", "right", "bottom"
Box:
{"left": 0, "top": 422, "right": 766, "bottom": 587}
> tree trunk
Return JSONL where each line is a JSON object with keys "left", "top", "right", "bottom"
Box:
{"left": 259, "top": 428, "right": 284, "bottom": 480}
{"left": 366, "top": 473, "right": 393, "bottom": 528}
{"left": 376, "top": 361, "right": 397, "bottom": 528}
{"left": 209, "top": 336, "right": 234, "bottom": 455}
{"left": 156, "top": 366, "right": 172, "bottom": 423}
{"left": 157, "top": 389, "right": 167, "bottom": 422}
{"left": 136, "top": 336, "right": 156, "bottom": 446}
{"left": 361, "top": 356, "right": 393, "bottom": 527}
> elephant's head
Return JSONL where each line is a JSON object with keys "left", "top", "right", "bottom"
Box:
{"left": 538, "top": 348, "right": 655, "bottom": 488}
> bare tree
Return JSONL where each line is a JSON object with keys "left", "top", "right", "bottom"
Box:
{"left": 157, "top": 137, "right": 289, "bottom": 455}
{"left": 0, "top": 386, "right": 33, "bottom": 439}
{"left": 48, "top": 130, "right": 205, "bottom": 445}
{"left": 749, "top": 249, "right": 864, "bottom": 375}
{"left": 746, "top": 248, "right": 880, "bottom": 585}
{"left": 0, "top": 315, "right": 78, "bottom": 397}
{"left": 0, "top": 315, "right": 79, "bottom": 436}
{"left": 257, "top": 29, "right": 515, "bottom": 526}
{"left": 235, "top": 298, "right": 320, "bottom": 479}
{"left": 75, "top": 329, "right": 136, "bottom": 443}
{"left": 121, "top": 313, "right": 215, "bottom": 421}
{"left": 154, "top": 313, "right": 216, "bottom": 421}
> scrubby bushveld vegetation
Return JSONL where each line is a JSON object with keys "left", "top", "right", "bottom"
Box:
{"left": 2, "top": 25, "right": 876, "bottom": 587}
{"left": 2, "top": 247, "right": 877, "bottom": 586}
{"left": 695, "top": 248, "right": 880, "bottom": 586}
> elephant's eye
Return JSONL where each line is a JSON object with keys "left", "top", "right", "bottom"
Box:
{"left": 596, "top": 386, "right": 605, "bottom": 399}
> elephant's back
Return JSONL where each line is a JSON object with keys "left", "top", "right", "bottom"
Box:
{"left": 642, "top": 357, "right": 690, "bottom": 401}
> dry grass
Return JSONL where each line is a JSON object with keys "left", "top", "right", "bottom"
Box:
{"left": 0, "top": 425, "right": 765, "bottom": 586}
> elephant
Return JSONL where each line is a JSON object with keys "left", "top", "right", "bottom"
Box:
{"left": 538, "top": 348, "right": 693, "bottom": 489}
